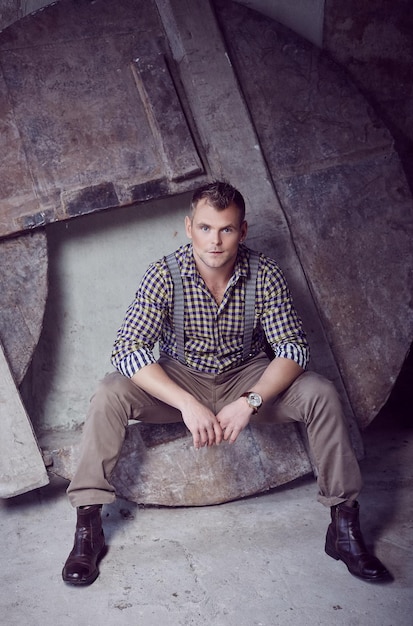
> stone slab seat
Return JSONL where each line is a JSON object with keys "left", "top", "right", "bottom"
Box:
{"left": 40, "top": 421, "right": 315, "bottom": 507}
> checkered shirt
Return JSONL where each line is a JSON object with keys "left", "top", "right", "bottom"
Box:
{"left": 111, "top": 243, "right": 309, "bottom": 376}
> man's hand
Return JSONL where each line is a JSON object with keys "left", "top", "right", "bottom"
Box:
{"left": 180, "top": 397, "right": 224, "bottom": 449}
{"left": 131, "top": 363, "right": 224, "bottom": 449}
{"left": 216, "top": 397, "right": 253, "bottom": 444}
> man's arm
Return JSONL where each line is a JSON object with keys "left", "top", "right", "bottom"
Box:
{"left": 130, "top": 363, "right": 223, "bottom": 449}
{"left": 216, "top": 356, "right": 303, "bottom": 443}
{"left": 250, "top": 354, "right": 304, "bottom": 400}
{"left": 217, "top": 257, "right": 309, "bottom": 443}
{"left": 111, "top": 257, "right": 223, "bottom": 448}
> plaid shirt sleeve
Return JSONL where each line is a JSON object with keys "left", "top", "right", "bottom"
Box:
{"left": 111, "top": 261, "right": 171, "bottom": 377}
{"left": 257, "top": 256, "right": 310, "bottom": 369}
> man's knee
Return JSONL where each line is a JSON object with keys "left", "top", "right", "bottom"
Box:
{"left": 88, "top": 371, "right": 135, "bottom": 414}
{"left": 97, "top": 371, "right": 130, "bottom": 395}
{"left": 291, "top": 371, "right": 343, "bottom": 420}
{"left": 299, "top": 371, "right": 338, "bottom": 398}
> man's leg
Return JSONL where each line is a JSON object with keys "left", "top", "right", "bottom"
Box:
{"left": 217, "top": 356, "right": 391, "bottom": 582}
{"left": 259, "top": 370, "right": 391, "bottom": 582}
{"left": 63, "top": 359, "right": 216, "bottom": 586}
{"left": 214, "top": 354, "right": 362, "bottom": 504}
{"left": 266, "top": 371, "right": 362, "bottom": 507}
{"left": 63, "top": 370, "right": 184, "bottom": 585}
{"left": 66, "top": 371, "right": 183, "bottom": 508}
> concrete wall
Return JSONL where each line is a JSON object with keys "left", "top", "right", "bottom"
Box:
{"left": 23, "top": 193, "right": 191, "bottom": 432}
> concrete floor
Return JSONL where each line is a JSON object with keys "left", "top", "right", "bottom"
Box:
{"left": 1, "top": 409, "right": 412, "bottom": 626}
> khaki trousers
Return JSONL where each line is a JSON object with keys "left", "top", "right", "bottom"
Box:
{"left": 67, "top": 352, "right": 362, "bottom": 508}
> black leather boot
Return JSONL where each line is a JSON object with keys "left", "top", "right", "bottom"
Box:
{"left": 325, "top": 501, "right": 392, "bottom": 582}
{"left": 62, "top": 505, "right": 106, "bottom": 586}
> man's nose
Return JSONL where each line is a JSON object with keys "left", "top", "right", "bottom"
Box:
{"left": 211, "top": 230, "right": 222, "bottom": 244}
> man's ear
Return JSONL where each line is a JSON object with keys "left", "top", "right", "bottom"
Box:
{"left": 185, "top": 215, "right": 192, "bottom": 239}
{"left": 240, "top": 220, "right": 248, "bottom": 242}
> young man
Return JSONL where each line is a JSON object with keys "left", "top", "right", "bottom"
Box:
{"left": 62, "top": 181, "right": 391, "bottom": 586}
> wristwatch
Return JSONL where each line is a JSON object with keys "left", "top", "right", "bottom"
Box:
{"left": 241, "top": 391, "right": 263, "bottom": 414}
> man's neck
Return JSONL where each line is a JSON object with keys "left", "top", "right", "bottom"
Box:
{"left": 195, "top": 258, "right": 235, "bottom": 287}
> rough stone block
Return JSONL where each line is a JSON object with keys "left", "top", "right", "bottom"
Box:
{"left": 0, "top": 341, "right": 49, "bottom": 498}
{"left": 42, "top": 421, "right": 314, "bottom": 506}
{"left": 0, "top": 231, "right": 48, "bottom": 384}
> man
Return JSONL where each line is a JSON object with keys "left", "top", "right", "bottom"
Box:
{"left": 62, "top": 180, "right": 391, "bottom": 586}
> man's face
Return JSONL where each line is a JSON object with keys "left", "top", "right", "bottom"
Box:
{"left": 185, "top": 198, "right": 247, "bottom": 273}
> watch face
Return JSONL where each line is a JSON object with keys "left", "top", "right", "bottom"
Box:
{"left": 248, "top": 392, "right": 262, "bottom": 407}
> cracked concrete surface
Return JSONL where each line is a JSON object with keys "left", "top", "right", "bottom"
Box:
{"left": 1, "top": 411, "right": 412, "bottom": 626}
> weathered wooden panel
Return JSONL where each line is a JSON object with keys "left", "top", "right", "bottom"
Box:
{"left": 214, "top": 0, "right": 413, "bottom": 427}
{"left": 0, "top": 0, "right": 26, "bottom": 34}
{"left": 157, "top": 0, "right": 363, "bottom": 453}
{"left": 276, "top": 153, "right": 413, "bottom": 420}
{"left": 131, "top": 54, "right": 203, "bottom": 182}
{"left": 0, "top": 0, "right": 204, "bottom": 237}
{"left": 0, "top": 69, "right": 41, "bottom": 236}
